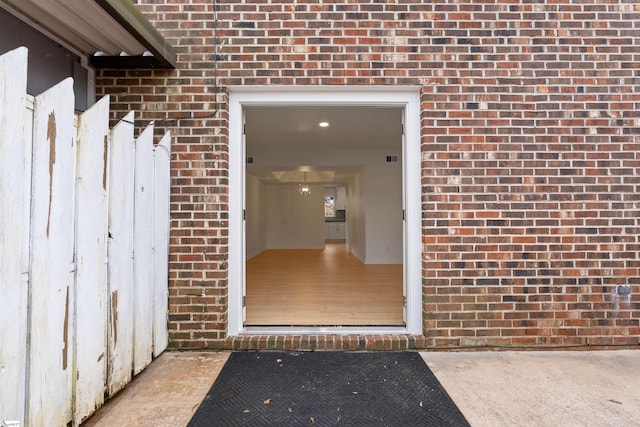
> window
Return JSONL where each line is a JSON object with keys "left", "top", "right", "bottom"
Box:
{"left": 324, "top": 196, "right": 335, "bottom": 217}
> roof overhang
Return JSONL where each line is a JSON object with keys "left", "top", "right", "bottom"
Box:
{"left": 0, "top": 0, "right": 176, "bottom": 69}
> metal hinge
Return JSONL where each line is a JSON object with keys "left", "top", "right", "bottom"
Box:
{"left": 243, "top": 209, "right": 246, "bottom": 220}
{"left": 402, "top": 209, "right": 405, "bottom": 221}
{"left": 403, "top": 296, "right": 407, "bottom": 307}
{"left": 242, "top": 296, "right": 246, "bottom": 307}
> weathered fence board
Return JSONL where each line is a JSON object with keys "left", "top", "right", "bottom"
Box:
{"left": 0, "top": 46, "right": 28, "bottom": 424}
{"left": 27, "top": 77, "right": 77, "bottom": 426}
{"left": 106, "top": 111, "right": 136, "bottom": 397}
{"left": 153, "top": 132, "right": 171, "bottom": 357}
{"left": 0, "top": 48, "right": 171, "bottom": 426}
{"left": 133, "top": 123, "right": 155, "bottom": 374}
{"left": 73, "top": 95, "right": 111, "bottom": 422}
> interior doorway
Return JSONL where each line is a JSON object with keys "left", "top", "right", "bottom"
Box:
{"left": 243, "top": 105, "right": 404, "bottom": 326}
{"left": 228, "top": 88, "right": 422, "bottom": 335}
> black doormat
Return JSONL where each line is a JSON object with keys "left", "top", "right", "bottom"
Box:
{"left": 188, "top": 351, "right": 470, "bottom": 427}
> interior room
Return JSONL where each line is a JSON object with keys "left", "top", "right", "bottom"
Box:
{"left": 243, "top": 106, "right": 405, "bottom": 326}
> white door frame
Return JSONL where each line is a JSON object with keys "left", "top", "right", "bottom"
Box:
{"left": 228, "top": 86, "right": 422, "bottom": 336}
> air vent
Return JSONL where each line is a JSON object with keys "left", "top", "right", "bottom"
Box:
{"left": 246, "top": 157, "right": 254, "bottom": 164}
{"left": 385, "top": 155, "right": 399, "bottom": 163}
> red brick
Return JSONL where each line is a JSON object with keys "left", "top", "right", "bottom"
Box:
{"left": 96, "top": 0, "right": 640, "bottom": 351}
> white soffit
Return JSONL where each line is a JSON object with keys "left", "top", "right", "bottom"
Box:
{"left": 0, "top": 0, "right": 176, "bottom": 68}
{"left": 270, "top": 170, "right": 337, "bottom": 183}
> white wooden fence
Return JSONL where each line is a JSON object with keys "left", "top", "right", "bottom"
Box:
{"left": 0, "top": 47, "right": 172, "bottom": 426}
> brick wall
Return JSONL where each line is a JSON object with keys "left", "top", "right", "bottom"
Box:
{"left": 97, "top": 0, "right": 640, "bottom": 350}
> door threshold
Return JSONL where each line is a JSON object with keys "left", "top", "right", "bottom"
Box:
{"left": 241, "top": 326, "right": 410, "bottom": 335}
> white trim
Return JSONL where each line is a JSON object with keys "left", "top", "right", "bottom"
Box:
{"left": 246, "top": 248, "right": 266, "bottom": 260}
{"left": 228, "top": 86, "right": 422, "bottom": 336}
{"left": 403, "top": 91, "right": 422, "bottom": 335}
{"left": 350, "top": 248, "right": 366, "bottom": 264}
{"left": 229, "top": 85, "right": 420, "bottom": 94}
{"left": 228, "top": 97, "right": 244, "bottom": 333}
{"left": 82, "top": 56, "right": 96, "bottom": 108}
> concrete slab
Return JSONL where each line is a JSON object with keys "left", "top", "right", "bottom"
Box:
{"left": 83, "top": 349, "right": 640, "bottom": 426}
{"left": 421, "top": 350, "right": 640, "bottom": 427}
{"left": 82, "top": 351, "right": 229, "bottom": 426}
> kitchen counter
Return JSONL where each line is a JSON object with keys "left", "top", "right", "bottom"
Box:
{"left": 325, "top": 217, "right": 345, "bottom": 223}
{"left": 325, "top": 209, "right": 346, "bottom": 223}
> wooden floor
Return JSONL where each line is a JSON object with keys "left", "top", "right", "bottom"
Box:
{"left": 245, "top": 243, "right": 404, "bottom": 326}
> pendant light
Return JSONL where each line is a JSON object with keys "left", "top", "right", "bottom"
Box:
{"left": 298, "top": 172, "right": 311, "bottom": 197}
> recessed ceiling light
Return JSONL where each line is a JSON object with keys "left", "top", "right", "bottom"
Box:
{"left": 319, "top": 121, "right": 329, "bottom": 128}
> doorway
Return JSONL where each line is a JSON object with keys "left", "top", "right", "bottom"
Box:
{"left": 228, "top": 87, "right": 422, "bottom": 335}
{"left": 243, "top": 104, "right": 403, "bottom": 326}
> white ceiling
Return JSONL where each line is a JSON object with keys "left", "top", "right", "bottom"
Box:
{"left": 245, "top": 106, "right": 402, "bottom": 185}
{"left": 245, "top": 106, "right": 402, "bottom": 150}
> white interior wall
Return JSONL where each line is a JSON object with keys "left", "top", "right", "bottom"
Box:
{"left": 245, "top": 173, "right": 267, "bottom": 258}
{"left": 265, "top": 183, "right": 325, "bottom": 249}
{"left": 348, "top": 172, "right": 366, "bottom": 261}
{"left": 336, "top": 186, "right": 347, "bottom": 209}
{"left": 365, "top": 155, "right": 403, "bottom": 263}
